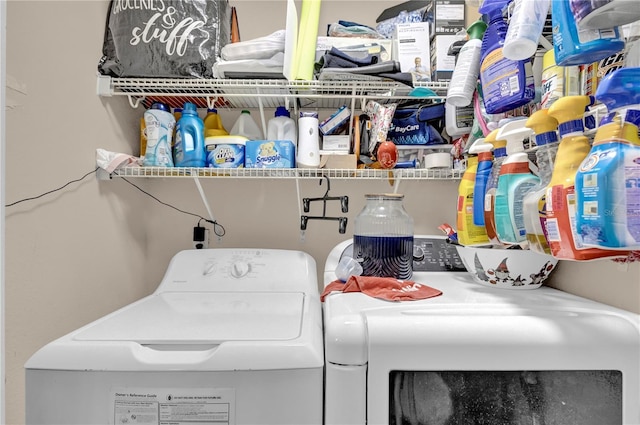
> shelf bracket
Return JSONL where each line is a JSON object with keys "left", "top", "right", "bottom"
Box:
{"left": 127, "top": 95, "right": 145, "bottom": 109}
{"left": 193, "top": 176, "right": 217, "bottom": 224}
{"left": 205, "top": 96, "right": 219, "bottom": 110}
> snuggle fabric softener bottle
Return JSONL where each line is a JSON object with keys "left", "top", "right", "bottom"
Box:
{"left": 478, "top": 0, "right": 535, "bottom": 114}
{"left": 174, "top": 102, "right": 206, "bottom": 167}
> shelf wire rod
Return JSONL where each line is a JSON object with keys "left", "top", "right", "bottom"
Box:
{"left": 193, "top": 176, "right": 217, "bottom": 224}
{"left": 256, "top": 86, "right": 268, "bottom": 137}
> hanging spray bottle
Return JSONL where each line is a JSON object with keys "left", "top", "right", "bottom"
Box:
{"left": 575, "top": 67, "right": 640, "bottom": 250}
{"left": 546, "top": 95, "right": 627, "bottom": 260}
{"left": 483, "top": 128, "right": 508, "bottom": 245}
{"left": 493, "top": 119, "right": 538, "bottom": 245}
{"left": 447, "top": 20, "right": 487, "bottom": 107}
{"left": 457, "top": 140, "right": 491, "bottom": 246}
{"left": 522, "top": 109, "right": 560, "bottom": 254}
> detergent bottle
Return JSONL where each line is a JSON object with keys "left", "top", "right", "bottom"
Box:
{"left": 493, "top": 119, "right": 538, "bottom": 245}
{"left": 575, "top": 67, "right": 640, "bottom": 250}
{"left": 571, "top": 0, "right": 640, "bottom": 31}
{"left": 482, "top": 128, "right": 508, "bottom": 245}
{"left": 230, "top": 110, "right": 263, "bottom": 140}
{"left": 472, "top": 141, "right": 494, "bottom": 226}
{"left": 552, "top": 0, "right": 625, "bottom": 67}
{"left": 204, "top": 108, "right": 228, "bottom": 138}
{"left": 522, "top": 109, "right": 560, "bottom": 255}
{"left": 546, "top": 95, "right": 626, "bottom": 260}
{"left": 267, "top": 106, "right": 297, "bottom": 144}
{"left": 143, "top": 102, "right": 175, "bottom": 167}
{"left": 174, "top": 102, "right": 206, "bottom": 168}
{"left": 503, "top": 0, "right": 550, "bottom": 61}
{"left": 478, "top": 0, "right": 535, "bottom": 114}
{"left": 446, "top": 20, "right": 487, "bottom": 108}
{"left": 457, "top": 146, "right": 490, "bottom": 246}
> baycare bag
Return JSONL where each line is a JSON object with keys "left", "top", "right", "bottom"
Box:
{"left": 98, "top": 0, "right": 230, "bottom": 78}
{"left": 387, "top": 103, "right": 446, "bottom": 145}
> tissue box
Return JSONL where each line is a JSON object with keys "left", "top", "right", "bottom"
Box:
{"left": 245, "top": 140, "right": 296, "bottom": 168}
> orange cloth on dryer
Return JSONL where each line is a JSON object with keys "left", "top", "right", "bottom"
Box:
{"left": 321, "top": 275, "right": 442, "bottom": 302}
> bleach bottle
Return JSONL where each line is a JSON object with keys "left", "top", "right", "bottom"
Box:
{"left": 522, "top": 109, "right": 560, "bottom": 255}
{"left": 546, "top": 95, "right": 626, "bottom": 260}
{"left": 204, "top": 108, "right": 228, "bottom": 138}
{"left": 143, "top": 102, "right": 175, "bottom": 167}
{"left": 482, "top": 128, "right": 508, "bottom": 245}
{"left": 478, "top": 0, "right": 535, "bottom": 114}
{"left": 503, "top": 0, "right": 550, "bottom": 61}
{"left": 174, "top": 102, "right": 206, "bottom": 168}
{"left": 493, "top": 119, "right": 538, "bottom": 245}
{"left": 267, "top": 106, "right": 297, "bottom": 144}
{"left": 230, "top": 110, "right": 263, "bottom": 140}
{"left": 575, "top": 67, "right": 640, "bottom": 250}
{"left": 552, "top": 0, "right": 625, "bottom": 67}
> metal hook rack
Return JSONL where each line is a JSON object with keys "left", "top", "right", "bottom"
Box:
{"left": 300, "top": 176, "right": 349, "bottom": 234}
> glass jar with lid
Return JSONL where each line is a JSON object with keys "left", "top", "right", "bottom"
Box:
{"left": 353, "top": 193, "right": 414, "bottom": 280}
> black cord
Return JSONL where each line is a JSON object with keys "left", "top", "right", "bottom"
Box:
{"left": 5, "top": 168, "right": 99, "bottom": 207}
{"left": 117, "top": 174, "right": 226, "bottom": 237}
{"left": 4, "top": 167, "right": 226, "bottom": 238}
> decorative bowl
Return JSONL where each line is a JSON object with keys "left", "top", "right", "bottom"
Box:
{"left": 455, "top": 245, "right": 559, "bottom": 289}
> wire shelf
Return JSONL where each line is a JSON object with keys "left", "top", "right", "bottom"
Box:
{"left": 111, "top": 166, "right": 463, "bottom": 180}
{"left": 97, "top": 76, "right": 449, "bottom": 110}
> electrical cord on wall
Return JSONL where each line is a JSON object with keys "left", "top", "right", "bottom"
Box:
{"left": 4, "top": 167, "right": 226, "bottom": 238}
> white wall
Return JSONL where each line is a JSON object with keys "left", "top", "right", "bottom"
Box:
{"left": 4, "top": 1, "right": 639, "bottom": 424}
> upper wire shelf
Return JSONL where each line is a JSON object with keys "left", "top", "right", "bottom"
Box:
{"left": 110, "top": 167, "right": 463, "bottom": 180}
{"left": 97, "top": 76, "right": 449, "bottom": 110}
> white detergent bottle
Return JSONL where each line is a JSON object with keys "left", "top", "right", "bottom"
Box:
{"left": 522, "top": 109, "right": 560, "bottom": 255}
{"left": 267, "top": 106, "right": 297, "bottom": 144}
{"left": 446, "top": 20, "right": 487, "bottom": 107}
{"left": 493, "top": 119, "right": 538, "bottom": 245}
{"left": 230, "top": 110, "right": 263, "bottom": 140}
{"left": 575, "top": 67, "right": 640, "bottom": 249}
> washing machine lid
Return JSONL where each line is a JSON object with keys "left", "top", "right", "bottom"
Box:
{"left": 74, "top": 291, "right": 304, "bottom": 343}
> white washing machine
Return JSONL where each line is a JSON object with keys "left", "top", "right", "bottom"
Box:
{"left": 26, "top": 248, "right": 324, "bottom": 425}
{"left": 323, "top": 236, "right": 640, "bottom": 425}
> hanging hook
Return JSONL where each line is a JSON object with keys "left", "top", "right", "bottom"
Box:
{"left": 320, "top": 175, "right": 331, "bottom": 198}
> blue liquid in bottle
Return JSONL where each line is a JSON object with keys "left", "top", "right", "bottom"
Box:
{"left": 353, "top": 235, "right": 414, "bottom": 280}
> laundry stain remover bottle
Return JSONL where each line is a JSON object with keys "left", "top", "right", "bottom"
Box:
{"left": 478, "top": 0, "right": 535, "bottom": 114}
{"left": 575, "top": 67, "right": 640, "bottom": 250}
{"left": 546, "top": 95, "right": 627, "bottom": 261}
{"left": 522, "top": 109, "right": 560, "bottom": 255}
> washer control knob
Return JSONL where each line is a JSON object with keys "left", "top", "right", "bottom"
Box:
{"left": 230, "top": 261, "right": 250, "bottom": 278}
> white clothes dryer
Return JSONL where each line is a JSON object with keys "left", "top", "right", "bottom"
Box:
{"left": 323, "top": 236, "right": 640, "bottom": 425}
{"left": 26, "top": 248, "right": 324, "bottom": 425}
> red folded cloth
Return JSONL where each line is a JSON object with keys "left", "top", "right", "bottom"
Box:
{"left": 321, "top": 275, "right": 443, "bottom": 302}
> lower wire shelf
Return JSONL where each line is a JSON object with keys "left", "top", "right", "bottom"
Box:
{"left": 109, "top": 166, "right": 463, "bottom": 180}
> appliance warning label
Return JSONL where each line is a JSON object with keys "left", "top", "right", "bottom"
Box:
{"left": 110, "top": 387, "right": 235, "bottom": 425}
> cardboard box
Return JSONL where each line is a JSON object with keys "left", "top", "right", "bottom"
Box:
{"left": 434, "top": 0, "right": 466, "bottom": 35}
{"left": 393, "top": 22, "right": 432, "bottom": 82}
{"left": 319, "top": 153, "right": 357, "bottom": 169}
{"left": 432, "top": 34, "right": 460, "bottom": 81}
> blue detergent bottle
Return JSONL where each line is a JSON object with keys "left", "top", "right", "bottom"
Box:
{"left": 478, "top": 0, "right": 535, "bottom": 114}
{"left": 552, "top": 0, "right": 625, "bottom": 67}
{"left": 575, "top": 68, "right": 640, "bottom": 249}
{"left": 174, "top": 102, "right": 206, "bottom": 167}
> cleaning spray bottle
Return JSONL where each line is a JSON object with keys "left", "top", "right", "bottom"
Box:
{"left": 552, "top": 0, "right": 625, "bottom": 67}
{"left": 546, "top": 95, "right": 626, "bottom": 260}
{"left": 575, "top": 67, "right": 640, "bottom": 249}
{"left": 447, "top": 20, "right": 487, "bottom": 108}
{"left": 522, "top": 109, "right": 560, "bottom": 255}
{"left": 478, "top": 0, "right": 535, "bottom": 114}
{"left": 493, "top": 119, "right": 538, "bottom": 245}
{"left": 482, "top": 128, "right": 508, "bottom": 245}
{"left": 472, "top": 140, "right": 494, "bottom": 226}
{"left": 456, "top": 147, "right": 490, "bottom": 246}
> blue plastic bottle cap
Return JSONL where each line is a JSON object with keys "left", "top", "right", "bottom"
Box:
{"left": 275, "top": 106, "right": 290, "bottom": 118}
{"left": 183, "top": 102, "right": 198, "bottom": 114}
{"left": 151, "top": 102, "right": 170, "bottom": 112}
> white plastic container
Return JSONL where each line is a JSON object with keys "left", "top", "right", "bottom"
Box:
{"left": 230, "top": 110, "right": 263, "bottom": 140}
{"left": 445, "top": 102, "right": 474, "bottom": 137}
{"left": 297, "top": 111, "right": 320, "bottom": 168}
{"left": 446, "top": 20, "right": 487, "bottom": 107}
{"left": 267, "top": 106, "right": 297, "bottom": 144}
{"left": 205, "top": 135, "right": 248, "bottom": 168}
{"left": 143, "top": 102, "right": 175, "bottom": 167}
{"left": 503, "top": 0, "right": 550, "bottom": 61}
